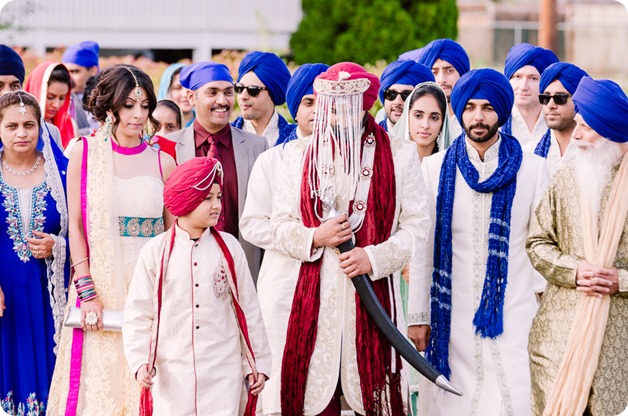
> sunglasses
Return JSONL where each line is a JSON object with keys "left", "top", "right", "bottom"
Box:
{"left": 384, "top": 89, "right": 413, "bottom": 102}
{"left": 539, "top": 93, "right": 570, "bottom": 105}
{"left": 234, "top": 83, "right": 267, "bottom": 97}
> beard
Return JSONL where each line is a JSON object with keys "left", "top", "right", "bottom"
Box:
{"left": 546, "top": 115, "right": 575, "bottom": 132}
{"left": 465, "top": 121, "right": 500, "bottom": 143}
{"left": 573, "top": 138, "right": 626, "bottom": 218}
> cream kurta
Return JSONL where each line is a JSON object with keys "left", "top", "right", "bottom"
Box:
{"left": 410, "top": 137, "right": 549, "bottom": 416}
{"left": 122, "top": 227, "right": 271, "bottom": 416}
{"left": 526, "top": 163, "right": 628, "bottom": 416}
{"left": 240, "top": 137, "right": 303, "bottom": 415}
{"left": 523, "top": 130, "right": 574, "bottom": 178}
{"left": 271, "top": 135, "right": 431, "bottom": 415}
{"left": 506, "top": 106, "right": 548, "bottom": 147}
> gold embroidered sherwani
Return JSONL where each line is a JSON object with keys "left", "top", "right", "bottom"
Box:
{"left": 526, "top": 162, "right": 628, "bottom": 416}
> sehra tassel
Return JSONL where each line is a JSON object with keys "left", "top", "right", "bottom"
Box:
{"left": 139, "top": 387, "right": 153, "bottom": 416}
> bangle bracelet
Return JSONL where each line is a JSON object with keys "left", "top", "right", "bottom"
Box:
{"left": 71, "top": 257, "right": 89, "bottom": 268}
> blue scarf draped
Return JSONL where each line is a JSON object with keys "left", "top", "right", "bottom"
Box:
{"left": 501, "top": 115, "right": 513, "bottom": 137}
{"left": 378, "top": 118, "right": 388, "bottom": 132}
{"left": 427, "top": 132, "right": 522, "bottom": 379}
{"left": 231, "top": 113, "right": 296, "bottom": 146}
{"left": 533, "top": 129, "right": 552, "bottom": 158}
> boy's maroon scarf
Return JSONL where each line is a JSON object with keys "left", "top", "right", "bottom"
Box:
{"left": 281, "top": 114, "right": 404, "bottom": 415}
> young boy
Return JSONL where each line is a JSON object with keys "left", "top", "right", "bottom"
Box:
{"left": 122, "top": 157, "right": 270, "bottom": 416}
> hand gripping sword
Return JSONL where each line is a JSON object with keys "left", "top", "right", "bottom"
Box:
{"left": 329, "top": 209, "right": 462, "bottom": 396}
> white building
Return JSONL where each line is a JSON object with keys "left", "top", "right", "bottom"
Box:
{"left": 0, "top": 0, "right": 302, "bottom": 60}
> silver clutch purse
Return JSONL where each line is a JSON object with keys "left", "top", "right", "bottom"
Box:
{"left": 64, "top": 306, "right": 124, "bottom": 332}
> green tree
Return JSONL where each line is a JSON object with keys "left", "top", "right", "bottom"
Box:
{"left": 290, "top": 0, "right": 458, "bottom": 65}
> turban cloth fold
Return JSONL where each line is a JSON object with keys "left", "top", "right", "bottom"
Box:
{"left": 0, "top": 45, "right": 25, "bottom": 83}
{"left": 573, "top": 77, "right": 628, "bottom": 144}
{"left": 378, "top": 60, "right": 435, "bottom": 104}
{"left": 316, "top": 62, "right": 380, "bottom": 111}
{"left": 164, "top": 157, "right": 224, "bottom": 217}
{"left": 179, "top": 62, "right": 233, "bottom": 91}
{"left": 62, "top": 41, "right": 99, "bottom": 68}
{"left": 417, "top": 39, "right": 470, "bottom": 77}
{"left": 539, "top": 62, "right": 588, "bottom": 95}
{"left": 504, "top": 43, "right": 559, "bottom": 80}
{"left": 285, "top": 63, "right": 329, "bottom": 120}
{"left": 237, "top": 51, "right": 291, "bottom": 106}
{"left": 158, "top": 63, "right": 185, "bottom": 100}
{"left": 398, "top": 47, "right": 424, "bottom": 62}
{"left": 451, "top": 68, "right": 514, "bottom": 127}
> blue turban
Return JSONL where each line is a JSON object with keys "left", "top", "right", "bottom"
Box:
{"left": 504, "top": 43, "right": 559, "bottom": 80}
{"left": 179, "top": 62, "right": 233, "bottom": 91}
{"left": 451, "top": 68, "right": 514, "bottom": 127}
{"left": 237, "top": 51, "right": 291, "bottom": 106}
{"left": 285, "top": 63, "right": 329, "bottom": 120}
{"left": 158, "top": 63, "right": 185, "bottom": 100}
{"left": 398, "top": 47, "right": 424, "bottom": 62}
{"left": 378, "top": 60, "right": 435, "bottom": 104}
{"left": 417, "top": 39, "right": 470, "bottom": 76}
{"left": 62, "top": 41, "right": 99, "bottom": 68}
{"left": 573, "top": 77, "right": 628, "bottom": 143}
{"left": 0, "top": 45, "right": 25, "bottom": 83}
{"left": 539, "top": 62, "right": 588, "bottom": 95}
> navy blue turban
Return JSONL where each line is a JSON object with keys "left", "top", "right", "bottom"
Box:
{"left": 451, "top": 68, "right": 514, "bottom": 127}
{"left": 539, "top": 62, "right": 588, "bottom": 95}
{"left": 573, "top": 77, "right": 628, "bottom": 143}
{"left": 285, "top": 63, "right": 329, "bottom": 120}
{"left": 0, "top": 45, "right": 25, "bottom": 83}
{"left": 504, "top": 43, "right": 559, "bottom": 80}
{"left": 237, "top": 51, "right": 291, "bottom": 106}
{"left": 62, "top": 41, "right": 100, "bottom": 68}
{"left": 417, "top": 39, "right": 470, "bottom": 77}
{"left": 179, "top": 62, "right": 233, "bottom": 91}
{"left": 378, "top": 60, "right": 434, "bottom": 104}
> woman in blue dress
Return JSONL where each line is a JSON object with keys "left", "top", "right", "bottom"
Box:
{"left": 0, "top": 91, "right": 69, "bottom": 415}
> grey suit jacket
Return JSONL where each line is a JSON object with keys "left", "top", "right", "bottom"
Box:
{"left": 167, "top": 125, "right": 269, "bottom": 282}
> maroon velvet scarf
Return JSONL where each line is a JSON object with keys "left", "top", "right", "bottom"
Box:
{"left": 281, "top": 114, "right": 403, "bottom": 415}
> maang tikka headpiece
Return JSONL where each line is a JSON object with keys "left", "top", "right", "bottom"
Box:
{"left": 17, "top": 92, "right": 27, "bottom": 117}
{"left": 124, "top": 66, "right": 142, "bottom": 100}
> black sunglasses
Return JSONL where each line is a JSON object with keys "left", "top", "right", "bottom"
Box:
{"left": 384, "top": 89, "right": 413, "bottom": 102}
{"left": 539, "top": 93, "right": 570, "bottom": 105}
{"left": 234, "top": 83, "right": 267, "bottom": 97}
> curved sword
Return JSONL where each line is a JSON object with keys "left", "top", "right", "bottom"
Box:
{"left": 335, "top": 233, "right": 462, "bottom": 396}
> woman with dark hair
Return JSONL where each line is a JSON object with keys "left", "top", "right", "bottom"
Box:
{"left": 0, "top": 91, "right": 69, "bottom": 415}
{"left": 392, "top": 81, "right": 452, "bottom": 162}
{"left": 157, "top": 63, "right": 195, "bottom": 127}
{"left": 147, "top": 99, "right": 182, "bottom": 160}
{"left": 24, "top": 62, "right": 77, "bottom": 148}
{"left": 46, "top": 64, "right": 175, "bottom": 416}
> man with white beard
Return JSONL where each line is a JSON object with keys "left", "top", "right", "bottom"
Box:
{"left": 527, "top": 76, "right": 628, "bottom": 416}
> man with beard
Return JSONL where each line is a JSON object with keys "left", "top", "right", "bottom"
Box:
{"left": 527, "top": 77, "right": 628, "bottom": 416}
{"left": 525, "top": 62, "right": 588, "bottom": 177}
{"left": 167, "top": 62, "right": 268, "bottom": 280}
{"left": 377, "top": 60, "right": 434, "bottom": 132}
{"left": 402, "top": 38, "right": 471, "bottom": 139}
{"left": 272, "top": 62, "right": 430, "bottom": 415}
{"left": 502, "top": 43, "right": 559, "bottom": 146}
{"left": 411, "top": 68, "right": 549, "bottom": 416}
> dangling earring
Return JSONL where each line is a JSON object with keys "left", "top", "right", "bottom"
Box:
{"left": 102, "top": 116, "right": 113, "bottom": 141}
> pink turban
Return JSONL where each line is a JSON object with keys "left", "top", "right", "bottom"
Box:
{"left": 315, "top": 62, "right": 380, "bottom": 111}
{"left": 163, "top": 157, "right": 223, "bottom": 217}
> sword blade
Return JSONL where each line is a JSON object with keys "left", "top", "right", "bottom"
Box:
{"left": 337, "top": 239, "right": 462, "bottom": 396}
